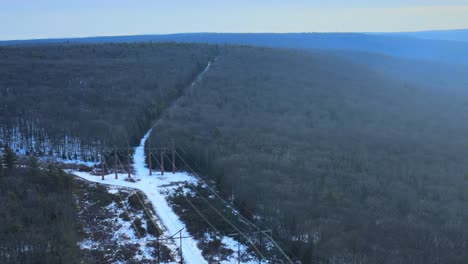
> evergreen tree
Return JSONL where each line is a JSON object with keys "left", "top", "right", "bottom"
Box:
{"left": 3, "top": 145, "right": 17, "bottom": 170}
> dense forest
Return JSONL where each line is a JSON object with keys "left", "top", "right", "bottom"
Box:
{"left": 3, "top": 32, "right": 468, "bottom": 66}
{"left": 2, "top": 41, "right": 468, "bottom": 263}
{"left": 0, "top": 151, "right": 81, "bottom": 263}
{"left": 0, "top": 43, "right": 215, "bottom": 160}
{"left": 151, "top": 46, "right": 468, "bottom": 263}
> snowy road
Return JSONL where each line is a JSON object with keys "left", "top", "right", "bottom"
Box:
{"left": 70, "top": 60, "right": 264, "bottom": 263}
{"left": 72, "top": 132, "right": 207, "bottom": 263}
{"left": 72, "top": 61, "right": 213, "bottom": 264}
{"left": 71, "top": 127, "right": 255, "bottom": 263}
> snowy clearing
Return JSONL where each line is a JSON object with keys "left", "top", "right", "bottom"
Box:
{"left": 69, "top": 60, "right": 258, "bottom": 264}
{"left": 70, "top": 132, "right": 257, "bottom": 263}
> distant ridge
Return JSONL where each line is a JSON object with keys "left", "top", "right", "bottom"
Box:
{"left": 387, "top": 28, "right": 468, "bottom": 43}
{"left": 2, "top": 32, "right": 468, "bottom": 66}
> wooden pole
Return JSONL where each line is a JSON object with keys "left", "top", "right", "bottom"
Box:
{"left": 101, "top": 152, "right": 104, "bottom": 180}
{"left": 114, "top": 149, "right": 118, "bottom": 179}
{"left": 172, "top": 139, "right": 176, "bottom": 174}
{"left": 161, "top": 149, "right": 164, "bottom": 175}
{"left": 238, "top": 239, "right": 241, "bottom": 264}
{"left": 157, "top": 235, "right": 160, "bottom": 264}
{"left": 148, "top": 138, "right": 152, "bottom": 176}
{"left": 179, "top": 230, "right": 183, "bottom": 263}
{"left": 258, "top": 232, "right": 263, "bottom": 264}
{"left": 127, "top": 142, "right": 131, "bottom": 178}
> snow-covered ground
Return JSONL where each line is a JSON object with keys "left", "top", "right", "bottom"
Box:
{"left": 70, "top": 135, "right": 256, "bottom": 263}
{"left": 0, "top": 124, "right": 101, "bottom": 163}
{"left": 77, "top": 184, "right": 175, "bottom": 263}
{"left": 71, "top": 135, "right": 208, "bottom": 264}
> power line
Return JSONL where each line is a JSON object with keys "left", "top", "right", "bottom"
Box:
{"left": 174, "top": 143, "right": 299, "bottom": 261}
{"left": 26, "top": 136, "right": 294, "bottom": 262}
{"left": 182, "top": 195, "right": 221, "bottom": 234}
{"left": 18, "top": 56, "right": 292, "bottom": 262}
{"left": 121, "top": 166, "right": 269, "bottom": 261}
{"left": 170, "top": 152, "right": 267, "bottom": 260}
{"left": 111, "top": 155, "right": 191, "bottom": 264}
{"left": 174, "top": 150, "right": 294, "bottom": 263}
{"left": 114, "top": 154, "right": 178, "bottom": 242}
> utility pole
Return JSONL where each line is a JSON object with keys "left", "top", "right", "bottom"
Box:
{"left": 101, "top": 152, "right": 105, "bottom": 180}
{"left": 258, "top": 232, "right": 263, "bottom": 264}
{"left": 114, "top": 149, "right": 118, "bottom": 179}
{"left": 127, "top": 142, "right": 131, "bottom": 178}
{"left": 148, "top": 138, "right": 152, "bottom": 176}
{"left": 157, "top": 235, "right": 160, "bottom": 264}
{"left": 161, "top": 149, "right": 164, "bottom": 175}
{"left": 179, "top": 230, "right": 183, "bottom": 263}
{"left": 172, "top": 139, "right": 176, "bottom": 174}
{"left": 238, "top": 240, "right": 241, "bottom": 264}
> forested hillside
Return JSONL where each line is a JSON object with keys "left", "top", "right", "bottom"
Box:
{"left": 2, "top": 42, "right": 468, "bottom": 263}
{"left": 0, "top": 43, "right": 215, "bottom": 160}
{"left": 319, "top": 50, "right": 468, "bottom": 95}
{"left": 151, "top": 46, "right": 468, "bottom": 263}
{"left": 0, "top": 155, "right": 81, "bottom": 264}
{"left": 4, "top": 33, "right": 468, "bottom": 66}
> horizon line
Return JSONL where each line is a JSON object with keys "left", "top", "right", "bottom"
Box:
{"left": 1, "top": 28, "right": 467, "bottom": 42}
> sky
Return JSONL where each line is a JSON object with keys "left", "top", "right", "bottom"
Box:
{"left": 1, "top": 0, "right": 468, "bottom": 40}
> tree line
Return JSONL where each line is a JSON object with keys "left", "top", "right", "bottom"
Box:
{"left": 0, "top": 42, "right": 216, "bottom": 161}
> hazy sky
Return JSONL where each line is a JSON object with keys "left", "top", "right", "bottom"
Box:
{"left": 1, "top": 0, "right": 468, "bottom": 40}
